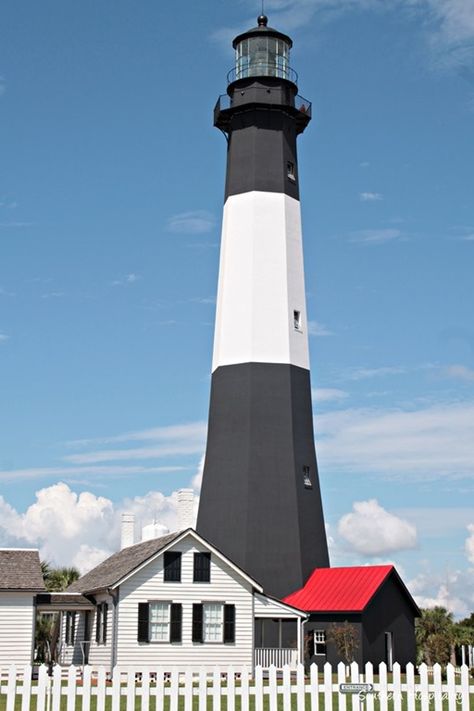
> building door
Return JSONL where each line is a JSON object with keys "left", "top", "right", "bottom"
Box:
{"left": 385, "top": 631, "right": 393, "bottom": 671}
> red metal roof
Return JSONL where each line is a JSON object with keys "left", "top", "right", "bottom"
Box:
{"left": 283, "top": 565, "right": 394, "bottom": 612}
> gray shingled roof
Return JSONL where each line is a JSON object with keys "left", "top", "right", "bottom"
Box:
{"left": 0, "top": 549, "right": 45, "bottom": 591}
{"left": 68, "top": 531, "right": 182, "bottom": 594}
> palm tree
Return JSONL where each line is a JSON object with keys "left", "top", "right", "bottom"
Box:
{"left": 35, "top": 564, "right": 81, "bottom": 664}
{"left": 416, "top": 607, "right": 454, "bottom": 665}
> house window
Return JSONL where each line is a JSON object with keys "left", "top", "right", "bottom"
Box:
{"left": 65, "top": 611, "right": 76, "bottom": 646}
{"left": 194, "top": 552, "right": 211, "bottom": 582}
{"left": 137, "top": 602, "right": 182, "bottom": 643}
{"left": 303, "top": 465, "right": 312, "bottom": 488}
{"left": 287, "top": 161, "right": 296, "bottom": 181}
{"left": 95, "top": 602, "right": 108, "bottom": 645}
{"left": 192, "top": 603, "right": 235, "bottom": 643}
{"left": 293, "top": 310, "right": 302, "bottom": 331}
{"left": 163, "top": 551, "right": 181, "bottom": 582}
{"left": 203, "top": 602, "right": 223, "bottom": 642}
{"left": 314, "top": 629, "right": 326, "bottom": 655}
{"left": 150, "top": 602, "right": 170, "bottom": 642}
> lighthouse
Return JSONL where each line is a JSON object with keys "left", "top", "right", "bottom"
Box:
{"left": 196, "top": 15, "right": 329, "bottom": 599}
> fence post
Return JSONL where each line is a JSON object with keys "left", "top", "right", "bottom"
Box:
{"left": 337, "top": 662, "right": 347, "bottom": 711}
{"left": 170, "top": 667, "right": 179, "bottom": 711}
{"left": 213, "top": 666, "right": 221, "bottom": 711}
{"left": 418, "top": 663, "right": 429, "bottom": 711}
{"left": 36, "top": 665, "right": 49, "bottom": 711}
{"left": 392, "top": 662, "right": 402, "bottom": 711}
{"left": 20, "top": 665, "right": 32, "bottom": 711}
{"left": 6, "top": 665, "right": 17, "bottom": 711}
{"left": 432, "top": 663, "right": 442, "bottom": 711}
{"left": 142, "top": 668, "right": 150, "bottom": 711}
{"left": 310, "top": 663, "right": 319, "bottom": 711}
{"left": 365, "top": 663, "right": 374, "bottom": 711}
{"left": 96, "top": 666, "right": 106, "bottom": 711}
{"left": 51, "top": 664, "right": 61, "bottom": 711}
{"left": 111, "top": 666, "right": 121, "bottom": 711}
{"left": 323, "top": 662, "right": 333, "bottom": 711}
{"left": 350, "top": 661, "right": 360, "bottom": 711}
{"left": 198, "top": 667, "right": 207, "bottom": 711}
{"left": 255, "top": 664, "right": 263, "bottom": 711}
{"left": 296, "top": 663, "right": 305, "bottom": 711}
{"left": 460, "top": 664, "right": 470, "bottom": 711}
{"left": 227, "top": 666, "right": 235, "bottom": 711}
{"left": 406, "top": 663, "right": 416, "bottom": 711}
{"left": 268, "top": 665, "right": 277, "bottom": 711}
{"left": 183, "top": 667, "right": 192, "bottom": 711}
{"left": 378, "top": 662, "right": 388, "bottom": 711}
{"left": 154, "top": 667, "right": 164, "bottom": 711}
{"left": 446, "top": 663, "right": 456, "bottom": 711}
{"left": 282, "top": 664, "right": 291, "bottom": 711}
{"left": 240, "top": 665, "right": 250, "bottom": 711}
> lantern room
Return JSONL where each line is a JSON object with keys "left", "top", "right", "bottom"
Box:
{"left": 230, "top": 15, "right": 296, "bottom": 84}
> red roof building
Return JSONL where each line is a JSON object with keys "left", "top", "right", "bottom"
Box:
{"left": 283, "top": 565, "right": 419, "bottom": 669}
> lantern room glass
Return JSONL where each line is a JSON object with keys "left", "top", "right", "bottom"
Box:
{"left": 235, "top": 36, "right": 290, "bottom": 80}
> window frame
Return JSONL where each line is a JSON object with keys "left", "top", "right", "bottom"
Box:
{"left": 314, "top": 629, "right": 327, "bottom": 655}
{"left": 95, "top": 602, "right": 108, "bottom": 646}
{"left": 163, "top": 551, "right": 182, "bottom": 582}
{"left": 193, "top": 552, "right": 211, "bottom": 583}
{"left": 65, "top": 611, "right": 76, "bottom": 647}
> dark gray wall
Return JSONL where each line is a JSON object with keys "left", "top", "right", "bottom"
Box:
{"left": 362, "top": 576, "right": 417, "bottom": 668}
{"left": 305, "top": 614, "right": 364, "bottom": 667}
{"left": 196, "top": 362, "right": 329, "bottom": 599}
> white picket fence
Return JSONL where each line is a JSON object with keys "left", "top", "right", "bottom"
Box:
{"left": 0, "top": 662, "right": 473, "bottom": 711}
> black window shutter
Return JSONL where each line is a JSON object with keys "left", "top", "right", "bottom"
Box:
{"left": 71, "top": 612, "right": 76, "bottom": 644}
{"left": 95, "top": 605, "right": 102, "bottom": 644}
{"left": 192, "top": 603, "right": 203, "bottom": 643}
{"left": 137, "top": 602, "right": 150, "bottom": 643}
{"left": 164, "top": 552, "right": 182, "bottom": 582}
{"left": 224, "top": 604, "right": 235, "bottom": 643}
{"left": 193, "top": 552, "right": 211, "bottom": 582}
{"left": 170, "top": 603, "right": 182, "bottom": 643}
{"left": 102, "top": 603, "right": 107, "bottom": 645}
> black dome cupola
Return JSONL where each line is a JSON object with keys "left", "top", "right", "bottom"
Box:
{"left": 230, "top": 15, "right": 295, "bottom": 85}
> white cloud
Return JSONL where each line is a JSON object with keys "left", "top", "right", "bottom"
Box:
{"left": 111, "top": 273, "right": 141, "bottom": 287}
{"left": 359, "top": 192, "right": 383, "bottom": 201}
{"left": 444, "top": 364, "right": 474, "bottom": 382}
{"left": 408, "top": 568, "right": 474, "bottom": 617}
{"left": 345, "top": 365, "right": 406, "bottom": 380}
{"left": 166, "top": 211, "right": 215, "bottom": 235}
{"left": 312, "top": 387, "right": 349, "bottom": 402}
{"left": 68, "top": 422, "right": 206, "bottom": 448}
{"left": 316, "top": 401, "right": 474, "bottom": 479}
{"left": 461, "top": 233, "right": 474, "bottom": 241}
{"left": 308, "top": 320, "right": 333, "bottom": 336}
{"left": 0, "top": 478, "right": 202, "bottom": 574}
{"left": 350, "top": 228, "right": 402, "bottom": 244}
{"left": 0, "top": 465, "right": 184, "bottom": 483}
{"left": 466, "top": 524, "right": 474, "bottom": 563}
{"left": 338, "top": 499, "right": 417, "bottom": 555}
{"left": 0, "top": 333, "right": 9, "bottom": 343}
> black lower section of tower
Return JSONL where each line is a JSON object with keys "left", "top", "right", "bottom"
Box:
{"left": 197, "top": 363, "right": 329, "bottom": 598}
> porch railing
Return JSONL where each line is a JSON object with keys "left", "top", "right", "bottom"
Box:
{"left": 255, "top": 647, "right": 299, "bottom": 669}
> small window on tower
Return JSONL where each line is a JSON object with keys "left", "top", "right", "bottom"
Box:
{"left": 287, "top": 161, "right": 296, "bottom": 181}
{"left": 303, "top": 465, "right": 312, "bottom": 488}
{"left": 294, "top": 310, "right": 302, "bottom": 331}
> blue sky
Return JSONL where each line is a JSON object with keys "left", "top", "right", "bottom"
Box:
{"left": 1, "top": 0, "right": 473, "bottom": 615}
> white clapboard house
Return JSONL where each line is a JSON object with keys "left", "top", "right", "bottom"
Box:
{"left": 0, "top": 549, "right": 45, "bottom": 668}
{"left": 46, "top": 527, "right": 306, "bottom": 673}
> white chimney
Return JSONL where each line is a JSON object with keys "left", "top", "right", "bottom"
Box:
{"left": 177, "top": 489, "right": 195, "bottom": 530}
{"left": 141, "top": 521, "right": 169, "bottom": 542}
{"left": 121, "top": 512, "right": 135, "bottom": 549}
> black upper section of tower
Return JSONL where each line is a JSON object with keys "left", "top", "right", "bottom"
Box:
{"left": 214, "top": 16, "right": 312, "bottom": 201}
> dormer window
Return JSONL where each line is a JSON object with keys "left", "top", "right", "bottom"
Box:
{"left": 163, "top": 551, "right": 181, "bottom": 582}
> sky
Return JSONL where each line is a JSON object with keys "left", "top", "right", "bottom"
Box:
{"left": 1, "top": 0, "right": 473, "bottom": 616}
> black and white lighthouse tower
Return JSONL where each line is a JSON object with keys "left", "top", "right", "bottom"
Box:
{"left": 196, "top": 15, "right": 329, "bottom": 599}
